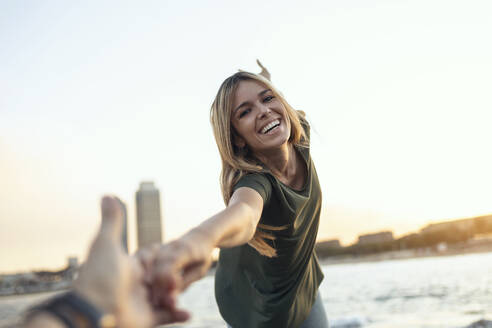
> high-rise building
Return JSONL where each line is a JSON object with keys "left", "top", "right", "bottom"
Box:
{"left": 357, "top": 231, "right": 394, "bottom": 245}
{"left": 117, "top": 198, "right": 129, "bottom": 253}
{"left": 136, "top": 181, "right": 163, "bottom": 249}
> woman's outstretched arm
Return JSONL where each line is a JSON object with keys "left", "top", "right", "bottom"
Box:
{"left": 198, "top": 187, "right": 263, "bottom": 248}
{"left": 147, "top": 187, "right": 263, "bottom": 302}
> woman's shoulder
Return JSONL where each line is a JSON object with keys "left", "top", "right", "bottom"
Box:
{"left": 233, "top": 171, "right": 273, "bottom": 203}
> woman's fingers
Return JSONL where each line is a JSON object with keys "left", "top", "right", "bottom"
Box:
{"left": 256, "top": 59, "right": 271, "bottom": 80}
{"left": 153, "top": 307, "right": 190, "bottom": 325}
{"left": 148, "top": 232, "right": 214, "bottom": 317}
{"left": 238, "top": 60, "right": 271, "bottom": 80}
{"left": 152, "top": 238, "right": 212, "bottom": 292}
{"left": 181, "top": 260, "right": 211, "bottom": 290}
{"left": 134, "top": 244, "right": 160, "bottom": 284}
{"left": 150, "top": 245, "right": 185, "bottom": 309}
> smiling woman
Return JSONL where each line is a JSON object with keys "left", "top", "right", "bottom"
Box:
{"left": 211, "top": 72, "right": 307, "bottom": 199}
{"left": 231, "top": 81, "right": 290, "bottom": 152}
{"left": 150, "top": 64, "right": 328, "bottom": 328}
{"left": 211, "top": 72, "right": 311, "bottom": 257}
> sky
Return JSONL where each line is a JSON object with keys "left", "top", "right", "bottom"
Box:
{"left": 1, "top": 0, "right": 492, "bottom": 273}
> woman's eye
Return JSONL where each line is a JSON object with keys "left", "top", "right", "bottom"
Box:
{"left": 239, "top": 108, "right": 251, "bottom": 118}
{"left": 263, "top": 95, "right": 274, "bottom": 102}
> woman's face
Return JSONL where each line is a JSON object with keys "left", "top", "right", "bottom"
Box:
{"left": 230, "top": 79, "right": 291, "bottom": 154}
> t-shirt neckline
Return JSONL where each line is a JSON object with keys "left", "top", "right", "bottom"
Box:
{"left": 264, "top": 144, "right": 310, "bottom": 194}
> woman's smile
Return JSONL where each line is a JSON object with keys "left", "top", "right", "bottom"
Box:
{"left": 259, "top": 119, "right": 281, "bottom": 134}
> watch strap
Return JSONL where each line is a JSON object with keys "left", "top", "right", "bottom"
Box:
{"left": 26, "top": 291, "right": 115, "bottom": 328}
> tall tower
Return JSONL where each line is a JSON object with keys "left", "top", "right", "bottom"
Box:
{"left": 136, "top": 181, "right": 163, "bottom": 249}
{"left": 117, "top": 198, "right": 129, "bottom": 253}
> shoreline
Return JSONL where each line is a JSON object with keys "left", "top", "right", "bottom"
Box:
{"left": 319, "top": 243, "right": 492, "bottom": 266}
{"left": 3, "top": 244, "right": 492, "bottom": 297}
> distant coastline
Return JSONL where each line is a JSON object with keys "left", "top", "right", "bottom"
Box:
{"left": 201, "top": 239, "right": 492, "bottom": 279}
{"left": 319, "top": 238, "right": 492, "bottom": 266}
{"left": 3, "top": 213, "right": 492, "bottom": 297}
{"left": 4, "top": 238, "right": 492, "bottom": 297}
{"left": 0, "top": 258, "right": 77, "bottom": 297}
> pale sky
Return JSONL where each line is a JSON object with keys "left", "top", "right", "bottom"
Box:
{"left": 1, "top": 0, "right": 492, "bottom": 273}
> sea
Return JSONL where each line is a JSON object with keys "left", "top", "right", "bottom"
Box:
{"left": 1, "top": 252, "right": 492, "bottom": 328}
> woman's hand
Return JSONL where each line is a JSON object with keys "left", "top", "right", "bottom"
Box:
{"left": 238, "top": 59, "right": 271, "bottom": 81}
{"left": 150, "top": 228, "right": 216, "bottom": 307}
{"left": 256, "top": 59, "right": 271, "bottom": 81}
{"left": 147, "top": 187, "right": 263, "bottom": 311}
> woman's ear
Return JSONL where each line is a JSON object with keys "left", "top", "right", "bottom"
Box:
{"left": 231, "top": 127, "right": 246, "bottom": 148}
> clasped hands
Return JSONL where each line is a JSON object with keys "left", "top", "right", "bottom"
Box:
{"left": 74, "top": 196, "right": 215, "bottom": 328}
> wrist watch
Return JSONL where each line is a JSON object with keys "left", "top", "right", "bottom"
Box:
{"left": 26, "top": 291, "right": 116, "bottom": 328}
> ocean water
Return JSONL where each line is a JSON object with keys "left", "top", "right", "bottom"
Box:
{"left": 2, "top": 252, "right": 492, "bottom": 328}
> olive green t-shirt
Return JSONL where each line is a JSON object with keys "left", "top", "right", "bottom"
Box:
{"left": 214, "top": 124, "right": 324, "bottom": 328}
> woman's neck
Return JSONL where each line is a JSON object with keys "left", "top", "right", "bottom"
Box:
{"left": 255, "top": 143, "right": 305, "bottom": 189}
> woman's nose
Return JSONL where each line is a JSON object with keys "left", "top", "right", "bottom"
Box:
{"left": 258, "top": 104, "right": 271, "bottom": 118}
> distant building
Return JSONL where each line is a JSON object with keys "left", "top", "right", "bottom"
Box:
{"left": 421, "top": 218, "right": 475, "bottom": 235}
{"left": 357, "top": 231, "right": 394, "bottom": 245}
{"left": 67, "top": 257, "right": 78, "bottom": 268}
{"left": 317, "top": 239, "right": 341, "bottom": 248}
{"left": 117, "top": 198, "right": 129, "bottom": 253}
{"left": 475, "top": 215, "right": 492, "bottom": 233}
{"left": 0, "top": 258, "right": 78, "bottom": 296}
{"left": 64, "top": 257, "right": 79, "bottom": 281}
{"left": 136, "top": 182, "right": 163, "bottom": 249}
{"left": 315, "top": 239, "right": 342, "bottom": 257}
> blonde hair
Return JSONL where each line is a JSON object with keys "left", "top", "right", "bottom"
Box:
{"left": 210, "top": 71, "right": 306, "bottom": 257}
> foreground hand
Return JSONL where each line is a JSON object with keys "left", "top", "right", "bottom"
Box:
{"left": 149, "top": 229, "right": 215, "bottom": 307}
{"left": 74, "top": 196, "right": 189, "bottom": 328}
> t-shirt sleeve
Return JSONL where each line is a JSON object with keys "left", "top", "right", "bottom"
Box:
{"left": 232, "top": 173, "right": 272, "bottom": 205}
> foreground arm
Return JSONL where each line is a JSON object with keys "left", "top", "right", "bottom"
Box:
{"left": 149, "top": 187, "right": 263, "bottom": 298}
{"left": 23, "top": 196, "right": 188, "bottom": 328}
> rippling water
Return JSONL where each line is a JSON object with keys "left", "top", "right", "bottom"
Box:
{"left": 2, "top": 252, "right": 492, "bottom": 327}
{"left": 320, "top": 252, "right": 492, "bottom": 328}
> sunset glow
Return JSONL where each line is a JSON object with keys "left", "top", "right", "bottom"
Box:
{"left": 1, "top": 0, "right": 491, "bottom": 272}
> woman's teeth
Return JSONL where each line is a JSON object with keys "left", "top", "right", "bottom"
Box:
{"left": 261, "top": 120, "right": 280, "bottom": 134}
